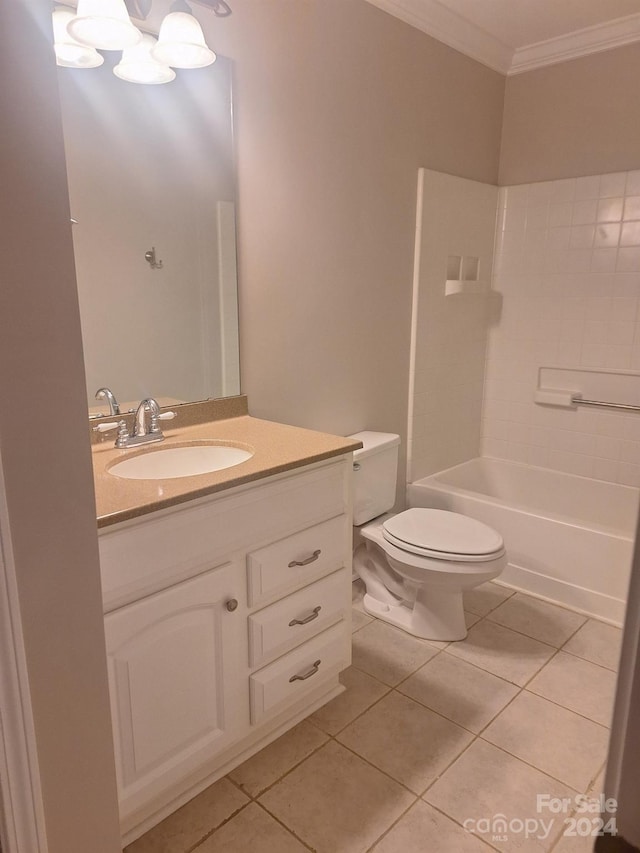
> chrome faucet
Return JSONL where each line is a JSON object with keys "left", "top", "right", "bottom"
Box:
{"left": 93, "top": 397, "right": 176, "bottom": 448}
{"left": 134, "top": 397, "right": 161, "bottom": 438}
{"left": 95, "top": 387, "right": 120, "bottom": 416}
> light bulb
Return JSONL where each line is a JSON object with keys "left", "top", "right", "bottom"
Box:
{"left": 114, "top": 34, "right": 176, "bottom": 84}
{"left": 68, "top": 0, "right": 142, "bottom": 51}
{"left": 151, "top": 11, "right": 216, "bottom": 69}
{"left": 53, "top": 6, "right": 104, "bottom": 68}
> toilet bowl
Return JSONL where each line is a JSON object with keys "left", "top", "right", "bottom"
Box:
{"left": 353, "top": 508, "right": 506, "bottom": 641}
{"left": 348, "top": 431, "right": 507, "bottom": 641}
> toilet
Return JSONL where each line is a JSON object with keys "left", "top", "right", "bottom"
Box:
{"left": 349, "top": 431, "right": 507, "bottom": 641}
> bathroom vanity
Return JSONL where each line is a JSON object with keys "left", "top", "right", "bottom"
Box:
{"left": 93, "top": 400, "right": 360, "bottom": 843}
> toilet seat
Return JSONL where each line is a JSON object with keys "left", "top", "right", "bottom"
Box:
{"left": 382, "top": 508, "right": 505, "bottom": 563}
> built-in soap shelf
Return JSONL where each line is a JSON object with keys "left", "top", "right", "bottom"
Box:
{"left": 445, "top": 254, "right": 486, "bottom": 296}
{"left": 534, "top": 367, "right": 640, "bottom": 412}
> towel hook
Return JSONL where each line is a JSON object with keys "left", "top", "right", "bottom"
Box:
{"left": 144, "top": 247, "right": 163, "bottom": 270}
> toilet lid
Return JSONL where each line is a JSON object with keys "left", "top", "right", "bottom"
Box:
{"left": 382, "top": 508, "right": 504, "bottom": 558}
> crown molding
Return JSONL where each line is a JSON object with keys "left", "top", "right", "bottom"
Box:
{"left": 365, "top": 0, "right": 640, "bottom": 77}
{"left": 364, "top": 0, "right": 513, "bottom": 74}
{"left": 509, "top": 12, "right": 640, "bottom": 75}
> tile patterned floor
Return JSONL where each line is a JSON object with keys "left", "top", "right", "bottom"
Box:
{"left": 126, "top": 581, "right": 621, "bottom": 853}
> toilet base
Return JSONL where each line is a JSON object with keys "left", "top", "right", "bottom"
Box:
{"left": 362, "top": 586, "right": 467, "bottom": 642}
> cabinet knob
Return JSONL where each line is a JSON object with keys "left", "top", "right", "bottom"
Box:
{"left": 225, "top": 598, "right": 238, "bottom": 612}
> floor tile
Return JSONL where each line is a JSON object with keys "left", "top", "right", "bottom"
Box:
{"left": 259, "top": 740, "right": 415, "bottom": 853}
{"left": 351, "top": 619, "right": 439, "bottom": 686}
{"left": 308, "top": 665, "right": 389, "bottom": 735}
{"left": 193, "top": 803, "right": 307, "bottom": 853}
{"left": 482, "top": 692, "right": 609, "bottom": 791}
{"left": 351, "top": 608, "right": 373, "bottom": 632}
{"left": 563, "top": 620, "right": 622, "bottom": 671}
{"left": 425, "top": 739, "right": 575, "bottom": 853}
{"left": 487, "top": 593, "right": 587, "bottom": 647}
{"left": 228, "top": 720, "right": 328, "bottom": 797}
{"left": 446, "top": 619, "right": 556, "bottom": 686}
{"left": 528, "top": 652, "right": 617, "bottom": 727}
{"left": 336, "top": 691, "right": 473, "bottom": 794}
{"left": 464, "top": 581, "right": 515, "bottom": 616}
{"left": 398, "top": 651, "right": 519, "bottom": 733}
{"left": 124, "top": 778, "right": 249, "bottom": 853}
{"left": 371, "top": 800, "right": 493, "bottom": 852}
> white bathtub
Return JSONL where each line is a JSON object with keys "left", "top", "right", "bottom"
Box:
{"left": 408, "top": 457, "right": 639, "bottom": 625}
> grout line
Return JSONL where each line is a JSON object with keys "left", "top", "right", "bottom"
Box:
{"left": 242, "top": 734, "right": 331, "bottom": 802}
{"left": 415, "top": 798, "right": 505, "bottom": 853}
{"left": 523, "top": 684, "right": 613, "bottom": 729}
{"left": 332, "top": 736, "right": 424, "bottom": 800}
{"left": 225, "top": 774, "right": 251, "bottom": 798}
{"left": 474, "top": 734, "right": 588, "bottom": 795}
{"left": 310, "top": 680, "right": 394, "bottom": 738}
{"left": 253, "top": 801, "right": 316, "bottom": 852}
{"left": 186, "top": 798, "right": 253, "bottom": 853}
{"left": 557, "top": 645, "right": 619, "bottom": 673}
{"left": 362, "top": 798, "right": 424, "bottom": 852}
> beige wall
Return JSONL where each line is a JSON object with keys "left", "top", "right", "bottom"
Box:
{"left": 500, "top": 43, "right": 640, "bottom": 186}
{"left": 208, "top": 0, "right": 504, "bottom": 471}
{"left": 0, "top": 2, "right": 120, "bottom": 851}
{"left": 0, "top": 2, "right": 504, "bottom": 847}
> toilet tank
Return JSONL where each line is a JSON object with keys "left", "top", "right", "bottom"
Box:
{"left": 348, "top": 431, "right": 401, "bottom": 525}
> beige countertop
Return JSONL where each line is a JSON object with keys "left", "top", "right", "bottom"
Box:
{"left": 93, "top": 414, "right": 361, "bottom": 528}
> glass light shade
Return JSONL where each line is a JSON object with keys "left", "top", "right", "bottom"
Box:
{"left": 151, "top": 12, "right": 216, "bottom": 69}
{"left": 114, "top": 34, "right": 176, "bottom": 84}
{"left": 68, "top": 0, "right": 142, "bottom": 51}
{"left": 53, "top": 7, "right": 104, "bottom": 68}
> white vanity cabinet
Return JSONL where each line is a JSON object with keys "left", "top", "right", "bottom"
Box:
{"left": 98, "top": 455, "right": 353, "bottom": 843}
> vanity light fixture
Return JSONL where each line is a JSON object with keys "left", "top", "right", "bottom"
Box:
{"left": 53, "top": 5, "right": 104, "bottom": 68}
{"left": 114, "top": 34, "right": 176, "bottom": 84}
{"left": 52, "top": 0, "right": 221, "bottom": 82}
{"left": 151, "top": 1, "right": 216, "bottom": 69}
{"left": 67, "top": 0, "right": 142, "bottom": 51}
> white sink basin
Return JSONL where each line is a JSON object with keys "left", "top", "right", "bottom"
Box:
{"left": 108, "top": 443, "right": 254, "bottom": 480}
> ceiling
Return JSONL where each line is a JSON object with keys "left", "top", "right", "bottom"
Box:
{"left": 365, "top": 0, "right": 640, "bottom": 74}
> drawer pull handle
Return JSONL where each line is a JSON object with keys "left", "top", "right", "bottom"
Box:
{"left": 288, "top": 549, "right": 321, "bottom": 568}
{"left": 289, "top": 659, "right": 321, "bottom": 682}
{"left": 289, "top": 606, "right": 322, "bottom": 627}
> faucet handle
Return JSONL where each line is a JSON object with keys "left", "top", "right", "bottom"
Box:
{"left": 93, "top": 420, "right": 121, "bottom": 433}
{"left": 149, "top": 410, "right": 177, "bottom": 434}
{"left": 93, "top": 419, "right": 130, "bottom": 447}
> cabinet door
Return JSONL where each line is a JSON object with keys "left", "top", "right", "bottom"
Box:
{"left": 104, "top": 562, "right": 248, "bottom": 819}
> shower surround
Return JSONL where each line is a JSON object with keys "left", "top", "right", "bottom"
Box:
{"left": 408, "top": 169, "right": 640, "bottom": 622}
{"left": 483, "top": 171, "right": 640, "bottom": 486}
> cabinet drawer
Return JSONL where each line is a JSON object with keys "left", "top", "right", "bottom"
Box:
{"left": 248, "top": 570, "right": 348, "bottom": 668}
{"left": 249, "top": 623, "right": 347, "bottom": 723}
{"left": 247, "top": 515, "right": 348, "bottom": 607}
{"left": 100, "top": 458, "right": 349, "bottom": 612}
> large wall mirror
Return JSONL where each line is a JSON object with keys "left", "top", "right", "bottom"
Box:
{"left": 57, "top": 51, "right": 240, "bottom": 417}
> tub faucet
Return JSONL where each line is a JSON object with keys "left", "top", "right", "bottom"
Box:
{"left": 95, "top": 387, "right": 120, "bottom": 416}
